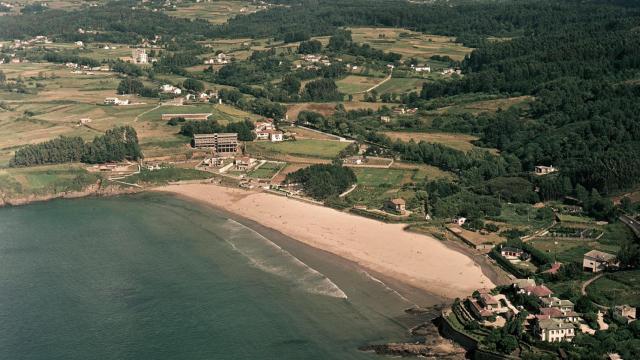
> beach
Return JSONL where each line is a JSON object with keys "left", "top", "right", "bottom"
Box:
{"left": 155, "top": 183, "right": 496, "bottom": 299}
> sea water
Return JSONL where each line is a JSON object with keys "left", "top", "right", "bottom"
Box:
{"left": 0, "top": 194, "right": 438, "bottom": 360}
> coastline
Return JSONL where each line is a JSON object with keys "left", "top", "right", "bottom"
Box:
{"left": 153, "top": 183, "right": 497, "bottom": 299}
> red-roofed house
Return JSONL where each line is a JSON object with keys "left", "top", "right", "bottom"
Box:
{"left": 522, "top": 285, "right": 553, "bottom": 298}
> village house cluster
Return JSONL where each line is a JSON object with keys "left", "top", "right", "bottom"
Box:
{"left": 459, "top": 276, "right": 637, "bottom": 346}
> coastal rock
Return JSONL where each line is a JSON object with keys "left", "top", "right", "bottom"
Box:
{"left": 360, "top": 342, "right": 466, "bottom": 359}
{"left": 0, "top": 182, "right": 142, "bottom": 207}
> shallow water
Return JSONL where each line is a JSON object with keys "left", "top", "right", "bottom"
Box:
{"left": 0, "top": 194, "right": 437, "bottom": 360}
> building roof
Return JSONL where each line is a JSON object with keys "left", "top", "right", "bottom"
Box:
{"left": 541, "top": 297, "right": 574, "bottom": 308}
{"left": 469, "top": 299, "right": 493, "bottom": 317}
{"left": 523, "top": 285, "right": 553, "bottom": 298}
{"left": 480, "top": 293, "right": 499, "bottom": 305}
{"left": 193, "top": 133, "right": 238, "bottom": 138}
{"left": 584, "top": 250, "right": 617, "bottom": 262}
{"left": 513, "top": 278, "right": 536, "bottom": 289}
{"left": 542, "top": 262, "right": 562, "bottom": 275}
{"left": 389, "top": 198, "right": 405, "bottom": 205}
{"left": 538, "top": 318, "right": 576, "bottom": 330}
{"left": 501, "top": 246, "right": 524, "bottom": 254}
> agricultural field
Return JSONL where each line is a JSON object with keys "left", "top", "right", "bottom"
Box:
{"left": 348, "top": 27, "right": 474, "bottom": 62}
{"left": 375, "top": 77, "right": 425, "bottom": 94}
{"left": 434, "top": 95, "right": 533, "bottom": 115}
{"left": 336, "top": 75, "right": 386, "bottom": 94}
{"left": 0, "top": 164, "right": 100, "bottom": 197}
{"left": 527, "top": 237, "right": 620, "bottom": 264}
{"left": 168, "top": 1, "right": 260, "bottom": 24}
{"left": 353, "top": 167, "right": 411, "bottom": 187}
{"left": 587, "top": 270, "right": 640, "bottom": 307}
{"left": 246, "top": 139, "right": 350, "bottom": 159}
{"left": 286, "top": 101, "right": 390, "bottom": 121}
{"left": 282, "top": 125, "right": 340, "bottom": 140}
{"left": 383, "top": 131, "right": 498, "bottom": 154}
{"left": 390, "top": 161, "right": 455, "bottom": 180}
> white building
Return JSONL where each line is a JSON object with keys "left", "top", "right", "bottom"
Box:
{"left": 160, "top": 84, "right": 182, "bottom": 95}
{"left": 269, "top": 131, "right": 283, "bottom": 142}
{"left": 132, "top": 48, "right": 148, "bottom": 64}
{"left": 104, "top": 97, "right": 130, "bottom": 105}
{"left": 535, "top": 319, "right": 576, "bottom": 342}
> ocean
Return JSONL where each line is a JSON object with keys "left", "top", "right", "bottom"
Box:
{"left": 0, "top": 194, "right": 440, "bottom": 360}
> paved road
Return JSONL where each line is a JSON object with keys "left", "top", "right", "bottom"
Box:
{"left": 620, "top": 214, "right": 640, "bottom": 238}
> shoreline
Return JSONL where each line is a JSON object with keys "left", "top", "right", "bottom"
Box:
{"left": 153, "top": 183, "right": 498, "bottom": 299}
{"left": 169, "top": 190, "right": 448, "bottom": 306}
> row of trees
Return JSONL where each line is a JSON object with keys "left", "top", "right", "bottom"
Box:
{"left": 10, "top": 126, "right": 142, "bottom": 166}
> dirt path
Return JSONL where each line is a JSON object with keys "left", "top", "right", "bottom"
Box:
{"left": 581, "top": 273, "right": 604, "bottom": 296}
{"left": 356, "top": 69, "right": 393, "bottom": 94}
{"left": 134, "top": 104, "right": 161, "bottom": 122}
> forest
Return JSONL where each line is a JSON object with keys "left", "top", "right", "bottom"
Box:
{"left": 285, "top": 163, "right": 357, "bottom": 200}
{"left": 10, "top": 126, "right": 143, "bottom": 166}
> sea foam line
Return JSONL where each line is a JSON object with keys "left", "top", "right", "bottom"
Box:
{"left": 359, "top": 270, "right": 416, "bottom": 306}
{"left": 222, "top": 219, "right": 348, "bottom": 299}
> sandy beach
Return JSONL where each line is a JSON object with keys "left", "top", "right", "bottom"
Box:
{"left": 155, "top": 183, "right": 495, "bottom": 299}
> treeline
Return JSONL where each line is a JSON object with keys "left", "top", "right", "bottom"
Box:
{"left": 10, "top": 126, "right": 142, "bottom": 166}
{"left": 215, "top": 0, "right": 637, "bottom": 45}
{"left": 285, "top": 163, "right": 356, "bottom": 200}
{"left": 42, "top": 52, "right": 100, "bottom": 68}
{"left": 177, "top": 119, "right": 255, "bottom": 141}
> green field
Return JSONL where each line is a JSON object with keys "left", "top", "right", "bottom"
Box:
{"left": 557, "top": 214, "right": 593, "bottom": 223}
{"left": 353, "top": 168, "right": 409, "bottom": 186}
{"left": 0, "top": 164, "right": 100, "bottom": 197}
{"left": 527, "top": 237, "right": 619, "bottom": 264}
{"left": 336, "top": 75, "right": 385, "bottom": 94}
{"left": 375, "top": 78, "right": 425, "bottom": 94}
{"left": 246, "top": 140, "right": 350, "bottom": 159}
{"left": 127, "top": 168, "right": 212, "bottom": 185}
{"left": 587, "top": 270, "right": 640, "bottom": 307}
{"left": 138, "top": 104, "right": 256, "bottom": 124}
{"left": 348, "top": 27, "right": 473, "bottom": 61}
{"left": 247, "top": 161, "right": 286, "bottom": 179}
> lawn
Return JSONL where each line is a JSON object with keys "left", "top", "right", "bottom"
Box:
{"left": 0, "top": 164, "right": 100, "bottom": 197}
{"left": 247, "top": 161, "right": 286, "bottom": 179}
{"left": 587, "top": 270, "right": 640, "bottom": 307}
{"left": 246, "top": 139, "right": 350, "bottom": 159}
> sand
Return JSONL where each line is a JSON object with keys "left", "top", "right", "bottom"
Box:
{"left": 154, "top": 183, "right": 495, "bottom": 299}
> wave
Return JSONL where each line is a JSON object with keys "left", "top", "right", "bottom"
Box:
{"left": 221, "top": 219, "right": 348, "bottom": 299}
{"left": 359, "top": 270, "right": 416, "bottom": 306}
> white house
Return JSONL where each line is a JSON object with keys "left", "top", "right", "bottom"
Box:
{"left": 103, "top": 97, "right": 129, "bottom": 105}
{"left": 414, "top": 66, "right": 431, "bottom": 73}
{"left": 452, "top": 217, "right": 467, "bottom": 226}
{"left": 269, "top": 131, "right": 283, "bottom": 142}
{"left": 535, "top": 319, "right": 576, "bottom": 342}
{"left": 75, "top": 41, "right": 84, "bottom": 47}
{"left": 160, "top": 84, "right": 182, "bottom": 95}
